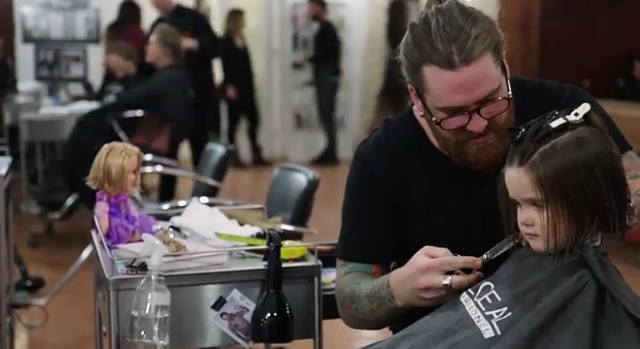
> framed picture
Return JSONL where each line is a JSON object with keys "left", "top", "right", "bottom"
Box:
{"left": 20, "top": 5, "right": 100, "bottom": 44}
{"left": 34, "top": 46, "right": 88, "bottom": 81}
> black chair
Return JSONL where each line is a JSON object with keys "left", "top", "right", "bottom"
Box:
{"left": 136, "top": 142, "right": 232, "bottom": 215}
{"left": 265, "top": 164, "right": 320, "bottom": 241}
{"left": 191, "top": 142, "right": 230, "bottom": 198}
{"left": 110, "top": 109, "right": 181, "bottom": 168}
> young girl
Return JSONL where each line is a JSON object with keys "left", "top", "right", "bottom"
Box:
{"left": 500, "top": 102, "right": 633, "bottom": 253}
{"left": 362, "top": 103, "right": 640, "bottom": 349}
{"left": 87, "top": 142, "right": 157, "bottom": 248}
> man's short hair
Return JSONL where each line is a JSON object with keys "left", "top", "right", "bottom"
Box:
{"left": 152, "top": 23, "right": 184, "bottom": 63}
{"left": 397, "top": 0, "right": 505, "bottom": 92}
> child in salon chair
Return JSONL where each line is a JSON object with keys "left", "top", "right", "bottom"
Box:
{"left": 363, "top": 104, "right": 640, "bottom": 349}
{"left": 87, "top": 142, "right": 158, "bottom": 248}
{"left": 500, "top": 102, "right": 634, "bottom": 253}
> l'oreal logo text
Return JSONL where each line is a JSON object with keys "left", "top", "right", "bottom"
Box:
{"left": 460, "top": 281, "right": 512, "bottom": 339}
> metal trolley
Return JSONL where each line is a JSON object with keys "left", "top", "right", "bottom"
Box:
{"left": 91, "top": 225, "right": 325, "bottom": 349}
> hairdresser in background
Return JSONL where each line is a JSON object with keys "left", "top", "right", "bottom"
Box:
{"left": 221, "top": 9, "right": 269, "bottom": 167}
{"left": 306, "top": 0, "right": 341, "bottom": 165}
{"left": 143, "top": 0, "right": 219, "bottom": 167}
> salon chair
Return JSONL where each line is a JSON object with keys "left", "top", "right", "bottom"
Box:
{"left": 265, "top": 164, "right": 320, "bottom": 241}
{"left": 135, "top": 142, "right": 232, "bottom": 217}
{"left": 110, "top": 109, "right": 182, "bottom": 168}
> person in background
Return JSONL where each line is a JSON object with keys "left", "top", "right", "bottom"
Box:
{"left": 221, "top": 9, "right": 269, "bottom": 167}
{"left": 63, "top": 23, "right": 193, "bottom": 208}
{"left": 98, "top": 0, "right": 145, "bottom": 101}
{"left": 94, "top": 41, "right": 142, "bottom": 104}
{"left": 306, "top": 0, "right": 341, "bottom": 165}
{"left": 614, "top": 53, "right": 640, "bottom": 102}
{"left": 144, "top": 0, "right": 219, "bottom": 167}
{"left": 105, "top": 0, "right": 146, "bottom": 49}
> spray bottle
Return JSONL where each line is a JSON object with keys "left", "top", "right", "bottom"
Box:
{"left": 127, "top": 234, "right": 171, "bottom": 347}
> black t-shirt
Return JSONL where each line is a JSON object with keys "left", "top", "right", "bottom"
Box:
{"left": 94, "top": 71, "right": 142, "bottom": 104}
{"left": 336, "top": 77, "right": 632, "bottom": 333}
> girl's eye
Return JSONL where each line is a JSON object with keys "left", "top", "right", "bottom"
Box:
{"left": 531, "top": 201, "right": 545, "bottom": 209}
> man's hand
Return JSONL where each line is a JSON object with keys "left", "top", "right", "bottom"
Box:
{"left": 181, "top": 37, "right": 199, "bottom": 51}
{"left": 389, "top": 246, "right": 483, "bottom": 308}
{"left": 335, "top": 247, "right": 481, "bottom": 330}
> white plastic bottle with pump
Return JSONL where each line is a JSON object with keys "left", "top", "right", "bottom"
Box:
{"left": 127, "top": 235, "right": 171, "bottom": 347}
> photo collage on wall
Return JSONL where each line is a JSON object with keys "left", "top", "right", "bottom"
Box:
{"left": 288, "top": 0, "right": 349, "bottom": 131}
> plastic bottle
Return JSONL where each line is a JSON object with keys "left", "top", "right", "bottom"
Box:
{"left": 127, "top": 238, "right": 171, "bottom": 347}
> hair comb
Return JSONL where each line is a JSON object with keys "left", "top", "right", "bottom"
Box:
{"left": 509, "top": 103, "right": 591, "bottom": 145}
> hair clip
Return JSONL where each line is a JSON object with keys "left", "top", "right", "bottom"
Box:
{"left": 510, "top": 103, "right": 592, "bottom": 146}
{"left": 548, "top": 103, "right": 590, "bottom": 129}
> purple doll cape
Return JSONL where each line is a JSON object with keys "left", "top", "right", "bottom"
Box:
{"left": 95, "top": 191, "right": 157, "bottom": 248}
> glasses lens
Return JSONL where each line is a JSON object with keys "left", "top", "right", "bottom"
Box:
{"left": 439, "top": 115, "right": 470, "bottom": 130}
{"left": 479, "top": 99, "right": 510, "bottom": 119}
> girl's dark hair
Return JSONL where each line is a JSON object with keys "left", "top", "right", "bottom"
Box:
{"left": 499, "top": 106, "right": 632, "bottom": 252}
{"left": 114, "top": 0, "right": 142, "bottom": 27}
{"left": 105, "top": 0, "right": 142, "bottom": 42}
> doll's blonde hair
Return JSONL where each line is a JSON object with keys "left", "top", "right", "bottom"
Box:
{"left": 86, "top": 142, "right": 142, "bottom": 194}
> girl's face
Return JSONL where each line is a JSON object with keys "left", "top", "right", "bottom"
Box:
{"left": 504, "top": 166, "right": 553, "bottom": 252}
{"left": 125, "top": 155, "right": 139, "bottom": 192}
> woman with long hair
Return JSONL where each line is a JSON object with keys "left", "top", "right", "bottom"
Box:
{"left": 221, "top": 8, "right": 269, "bottom": 167}
{"left": 105, "top": 0, "right": 145, "bottom": 50}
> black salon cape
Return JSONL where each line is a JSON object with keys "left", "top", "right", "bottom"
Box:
{"left": 362, "top": 246, "right": 640, "bottom": 349}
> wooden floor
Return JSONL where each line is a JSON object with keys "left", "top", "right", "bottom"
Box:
{"left": 12, "top": 163, "right": 640, "bottom": 349}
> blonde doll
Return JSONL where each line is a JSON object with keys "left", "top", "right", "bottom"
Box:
{"left": 87, "top": 142, "right": 157, "bottom": 247}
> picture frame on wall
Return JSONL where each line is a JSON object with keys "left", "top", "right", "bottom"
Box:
{"left": 34, "top": 46, "right": 88, "bottom": 82}
{"left": 20, "top": 5, "right": 101, "bottom": 44}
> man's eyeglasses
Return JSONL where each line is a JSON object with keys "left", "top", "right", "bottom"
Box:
{"left": 420, "top": 77, "right": 513, "bottom": 131}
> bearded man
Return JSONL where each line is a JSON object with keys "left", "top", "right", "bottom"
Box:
{"left": 334, "top": 0, "right": 640, "bottom": 334}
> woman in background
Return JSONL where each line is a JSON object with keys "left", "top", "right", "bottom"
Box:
{"left": 105, "top": 0, "right": 145, "bottom": 50}
{"left": 96, "top": 0, "right": 145, "bottom": 101}
{"left": 221, "top": 8, "right": 268, "bottom": 167}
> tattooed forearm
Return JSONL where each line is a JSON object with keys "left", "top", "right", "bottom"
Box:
{"left": 334, "top": 259, "right": 405, "bottom": 330}
{"left": 622, "top": 152, "right": 640, "bottom": 230}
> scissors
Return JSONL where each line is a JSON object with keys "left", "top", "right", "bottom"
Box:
{"left": 453, "top": 236, "right": 517, "bottom": 275}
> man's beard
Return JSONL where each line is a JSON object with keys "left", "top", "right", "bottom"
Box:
{"left": 432, "top": 112, "right": 515, "bottom": 173}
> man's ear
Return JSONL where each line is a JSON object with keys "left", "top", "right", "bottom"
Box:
{"left": 502, "top": 51, "right": 511, "bottom": 77}
{"left": 407, "top": 85, "right": 424, "bottom": 114}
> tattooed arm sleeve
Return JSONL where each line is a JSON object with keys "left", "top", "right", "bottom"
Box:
{"left": 334, "top": 259, "right": 406, "bottom": 330}
{"left": 622, "top": 151, "right": 640, "bottom": 230}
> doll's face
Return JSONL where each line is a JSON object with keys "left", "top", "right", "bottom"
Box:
{"left": 125, "top": 155, "right": 140, "bottom": 192}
